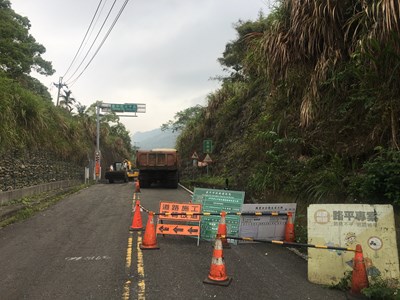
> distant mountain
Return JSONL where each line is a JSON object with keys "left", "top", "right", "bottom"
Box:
{"left": 132, "top": 128, "right": 180, "bottom": 150}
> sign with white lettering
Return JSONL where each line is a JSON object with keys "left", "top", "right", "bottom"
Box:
{"left": 239, "top": 203, "right": 297, "bottom": 242}
{"left": 308, "top": 204, "right": 399, "bottom": 285}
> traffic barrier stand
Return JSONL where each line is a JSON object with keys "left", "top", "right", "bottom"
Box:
{"left": 135, "top": 180, "right": 141, "bottom": 193}
{"left": 350, "top": 244, "right": 369, "bottom": 296}
{"left": 140, "top": 211, "right": 160, "bottom": 250}
{"left": 217, "top": 211, "right": 230, "bottom": 248}
{"left": 203, "top": 237, "right": 232, "bottom": 286}
{"left": 130, "top": 200, "right": 144, "bottom": 231}
{"left": 284, "top": 212, "right": 295, "bottom": 242}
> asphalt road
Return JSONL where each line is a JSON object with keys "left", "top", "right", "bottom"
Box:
{"left": 0, "top": 183, "right": 349, "bottom": 299}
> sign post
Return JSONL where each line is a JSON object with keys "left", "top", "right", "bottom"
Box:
{"left": 94, "top": 101, "right": 146, "bottom": 183}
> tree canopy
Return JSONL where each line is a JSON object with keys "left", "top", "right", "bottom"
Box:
{"left": 0, "top": 0, "right": 54, "bottom": 78}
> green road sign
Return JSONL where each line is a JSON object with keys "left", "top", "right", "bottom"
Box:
{"left": 192, "top": 188, "right": 245, "bottom": 242}
{"left": 111, "top": 103, "right": 138, "bottom": 113}
{"left": 203, "top": 139, "right": 213, "bottom": 154}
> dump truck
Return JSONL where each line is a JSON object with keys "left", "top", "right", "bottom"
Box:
{"left": 105, "top": 161, "right": 128, "bottom": 183}
{"left": 136, "top": 149, "right": 179, "bottom": 188}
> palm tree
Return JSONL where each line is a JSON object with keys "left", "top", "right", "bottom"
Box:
{"left": 59, "top": 89, "right": 76, "bottom": 112}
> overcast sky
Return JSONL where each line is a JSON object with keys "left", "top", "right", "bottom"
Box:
{"left": 12, "top": 0, "right": 271, "bottom": 136}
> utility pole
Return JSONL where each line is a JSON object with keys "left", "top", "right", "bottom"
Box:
{"left": 53, "top": 77, "right": 67, "bottom": 106}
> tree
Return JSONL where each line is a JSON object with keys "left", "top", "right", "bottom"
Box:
{"left": 59, "top": 90, "right": 76, "bottom": 112}
{"left": 161, "top": 105, "right": 204, "bottom": 132}
{"left": 0, "top": 0, "right": 54, "bottom": 78}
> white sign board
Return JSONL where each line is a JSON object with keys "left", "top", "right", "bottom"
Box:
{"left": 239, "top": 203, "right": 297, "bottom": 243}
{"left": 308, "top": 204, "right": 399, "bottom": 285}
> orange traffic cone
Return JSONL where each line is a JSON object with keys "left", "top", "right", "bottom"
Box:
{"left": 140, "top": 211, "right": 159, "bottom": 250}
{"left": 135, "top": 180, "right": 141, "bottom": 193}
{"left": 203, "top": 237, "right": 232, "bottom": 286}
{"left": 350, "top": 244, "right": 369, "bottom": 296}
{"left": 217, "top": 211, "right": 230, "bottom": 248}
{"left": 284, "top": 212, "right": 295, "bottom": 242}
{"left": 130, "top": 200, "right": 144, "bottom": 231}
{"left": 132, "top": 193, "right": 140, "bottom": 212}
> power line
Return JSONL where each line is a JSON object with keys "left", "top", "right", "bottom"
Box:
{"left": 68, "top": 0, "right": 131, "bottom": 87}
{"left": 64, "top": 0, "right": 119, "bottom": 84}
{"left": 62, "top": 0, "right": 104, "bottom": 78}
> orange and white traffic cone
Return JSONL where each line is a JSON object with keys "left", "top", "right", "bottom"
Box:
{"left": 132, "top": 193, "right": 140, "bottom": 212}
{"left": 135, "top": 180, "right": 141, "bottom": 193}
{"left": 217, "top": 211, "right": 230, "bottom": 248}
{"left": 350, "top": 244, "right": 369, "bottom": 296}
{"left": 284, "top": 212, "right": 295, "bottom": 242}
{"left": 130, "top": 200, "right": 144, "bottom": 231}
{"left": 140, "top": 211, "right": 159, "bottom": 250}
{"left": 203, "top": 237, "right": 232, "bottom": 286}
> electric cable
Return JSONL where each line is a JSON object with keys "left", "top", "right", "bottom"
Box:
{"left": 62, "top": 0, "right": 104, "bottom": 78}
{"left": 64, "top": 0, "right": 120, "bottom": 84}
{"left": 68, "top": 0, "right": 130, "bottom": 87}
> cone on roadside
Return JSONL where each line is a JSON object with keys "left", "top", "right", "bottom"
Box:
{"left": 216, "top": 211, "right": 230, "bottom": 248}
{"left": 132, "top": 193, "right": 140, "bottom": 212}
{"left": 130, "top": 200, "right": 144, "bottom": 231}
{"left": 140, "top": 211, "right": 159, "bottom": 250}
{"left": 203, "top": 237, "right": 232, "bottom": 286}
{"left": 135, "top": 180, "right": 141, "bottom": 193}
{"left": 350, "top": 244, "right": 369, "bottom": 296}
{"left": 284, "top": 212, "right": 295, "bottom": 242}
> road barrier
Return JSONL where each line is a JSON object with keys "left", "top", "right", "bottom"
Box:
{"left": 153, "top": 211, "right": 291, "bottom": 216}
{"left": 222, "top": 236, "right": 357, "bottom": 252}
{"left": 129, "top": 191, "right": 369, "bottom": 293}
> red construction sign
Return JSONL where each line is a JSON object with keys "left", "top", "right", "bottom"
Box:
{"left": 157, "top": 201, "right": 201, "bottom": 245}
{"left": 158, "top": 202, "right": 201, "bottom": 221}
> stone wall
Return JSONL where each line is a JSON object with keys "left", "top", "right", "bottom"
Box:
{"left": 0, "top": 150, "right": 84, "bottom": 192}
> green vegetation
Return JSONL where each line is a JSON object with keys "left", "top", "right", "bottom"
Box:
{"left": 0, "top": 1, "right": 132, "bottom": 166}
{"left": 170, "top": 1, "right": 400, "bottom": 207}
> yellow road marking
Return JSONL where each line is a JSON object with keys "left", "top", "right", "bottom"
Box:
{"left": 122, "top": 233, "right": 133, "bottom": 300}
{"left": 137, "top": 232, "right": 145, "bottom": 300}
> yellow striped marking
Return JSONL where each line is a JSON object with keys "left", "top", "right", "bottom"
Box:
{"left": 243, "top": 237, "right": 253, "bottom": 241}
{"left": 271, "top": 212, "right": 278, "bottom": 216}
{"left": 203, "top": 212, "right": 211, "bottom": 216}
{"left": 122, "top": 233, "right": 133, "bottom": 300}
{"left": 186, "top": 212, "right": 193, "bottom": 216}
{"left": 137, "top": 232, "right": 145, "bottom": 300}
{"left": 255, "top": 212, "right": 262, "bottom": 216}
{"left": 315, "top": 245, "right": 328, "bottom": 249}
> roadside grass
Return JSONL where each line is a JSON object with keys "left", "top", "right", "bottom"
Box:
{"left": 0, "top": 184, "right": 90, "bottom": 228}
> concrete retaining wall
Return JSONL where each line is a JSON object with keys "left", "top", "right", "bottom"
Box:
{"left": 0, "top": 180, "right": 81, "bottom": 205}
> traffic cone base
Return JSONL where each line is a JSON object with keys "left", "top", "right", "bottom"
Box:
{"left": 203, "top": 238, "right": 231, "bottom": 286}
{"left": 140, "top": 212, "right": 159, "bottom": 250}
{"left": 130, "top": 200, "right": 144, "bottom": 231}
{"left": 203, "top": 276, "right": 232, "bottom": 287}
{"left": 350, "top": 244, "right": 369, "bottom": 297}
